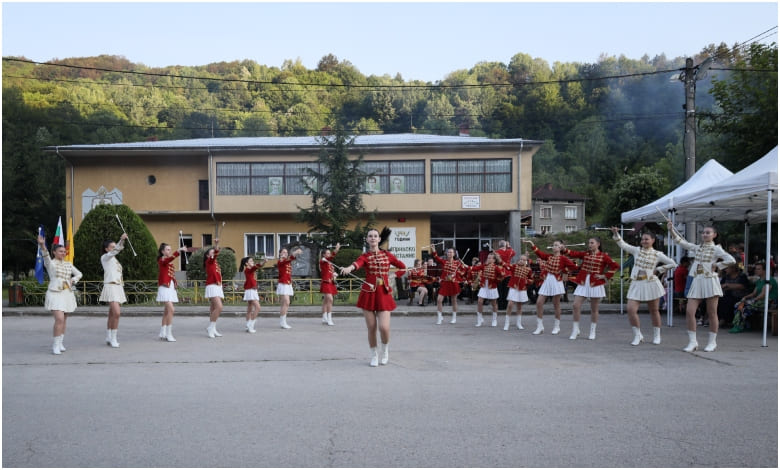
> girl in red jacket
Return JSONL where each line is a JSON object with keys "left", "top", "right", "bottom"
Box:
{"left": 471, "top": 252, "right": 508, "bottom": 327}
{"left": 525, "top": 240, "right": 577, "bottom": 335}
{"left": 240, "top": 256, "right": 264, "bottom": 333}
{"left": 319, "top": 243, "right": 340, "bottom": 326}
{"left": 204, "top": 239, "right": 224, "bottom": 338}
{"left": 504, "top": 254, "right": 534, "bottom": 330}
{"left": 564, "top": 237, "right": 619, "bottom": 340}
{"left": 156, "top": 242, "right": 186, "bottom": 342}
{"left": 276, "top": 246, "right": 303, "bottom": 329}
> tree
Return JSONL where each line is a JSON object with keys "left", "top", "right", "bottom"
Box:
{"left": 73, "top": 204, "right": 158, "bottom": 281}
{"left": 185, "top": 247, "right": 238, "bottom": 282}
{"left": 603, "top": 168, "right": 668, "bottom": 226}
{"left": 296, "top": 130, "right": 376, "bottom": 247}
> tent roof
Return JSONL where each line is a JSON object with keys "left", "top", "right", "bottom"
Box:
{"left": 674, "top": 146, "right": 778, "bottom": 223}
{"left": 621, "top": 159, "right": 733, "bottom": 223}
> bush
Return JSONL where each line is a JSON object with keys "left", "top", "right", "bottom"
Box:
{"left": 73, "top": 204, "right": 158, "bottom": 281}
{"left": 186, "top": 246, "right": 237, "bottom": 281}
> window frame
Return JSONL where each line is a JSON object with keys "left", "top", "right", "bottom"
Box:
{"left": 431, "top": 158, "right": 512, "bottom": 194}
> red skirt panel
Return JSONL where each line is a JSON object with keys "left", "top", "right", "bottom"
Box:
{"left": 438, "top": 280, "right": 461, "bottom": 296}
{"left": 320, "top": 281, "right": 338, "bottom": 295}
{"left": 356, "top": 287, "right": 396, "bottom": 312}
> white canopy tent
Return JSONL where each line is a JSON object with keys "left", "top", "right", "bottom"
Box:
{"left": 674, "top": 147, "right": 778, "bottom": 346}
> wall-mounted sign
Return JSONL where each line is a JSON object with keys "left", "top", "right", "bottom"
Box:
{"left": 462, "top": 195, "right": 480, "bottom": 209}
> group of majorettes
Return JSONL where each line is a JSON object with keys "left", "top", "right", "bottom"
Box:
{"left": 35, "top": 224, "right": 735, "bottom": 361}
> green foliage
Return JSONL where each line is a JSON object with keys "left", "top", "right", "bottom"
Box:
{"left": 72, "top": 204, "right": 158, "bottom": 280}
{"left": 186, "top": 246, "right": 238, "bottom": 281}
{"left": 295, "top": 130, "right": 377, "bottom": 246}
{"left": 603, "top": 168, "right": 668, "bottom": 226}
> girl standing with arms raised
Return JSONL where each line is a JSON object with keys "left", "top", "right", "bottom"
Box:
{"left": 471, "top": 252, "right": 508, "bottom": 327}
{"left": 504, "top": 254, "right": 534, "bottom": 330}
{"left": 564, "top": 237, "right": 620, "bottom": 340}
{"left": 204, "top": 240, "right": 224, "bottom": 338}
{"left": 525, "top": 240, "right": 577, "bottom": 335}
{"left": 319, "top": 243, "right": 340, "bottom": 326}
{"left": 611, "top": 227, "right": 677, "bottom": 345}
{"left": 240, "top": 256, "right": 264, "bottom": 333}
{"left": 157, "top": 242, "right": 186, "bottom": 342}
{"left": 340, "top": 228, "right": 406, "bottom": 367}
{"left": 100, "top": 233, "right": 128, "bottom": 347}
{"left": 667, "top": 222, "right": 735, "bottom": 352}
{"left": 276, "top": 246, "right": 303, "bottom": 329}
{"left": 37, "top": 234, "right": 83, "bottom": 355}
{"left": 431, "top": 247, "right": 466, "bottom": 325}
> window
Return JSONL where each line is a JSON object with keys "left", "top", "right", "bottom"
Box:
{"left": 565, "top": 225, "right": 577, "bottom": 233}
{"left": 361, "top": 160, "right": 424, "bottom": 194}
{"left": 199, "top": 180, "right": 209, "bottom": 210}
{"left": 540, "top": 206, "right": 552, "bottom": 219}
{"left": 431, "top": 159, "right": 511, "bottom": 193}
{"left": 539, "top": 225, "right": 552, "bottom": 234}
{"left": 246, "top": 233, "right": 274, "bottom": 258}
{"left": 202, "top": 234, "right": 212, "bottom": 247}
{"left": 565, "top": 206, "right": 578, "bottom": 220}
{"left": 279, "top": 233, "right": 307, "bottom": 248}
{"left": 216, "top": 162, "right": 321, "bottom": 195}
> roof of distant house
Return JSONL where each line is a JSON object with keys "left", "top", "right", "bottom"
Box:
{"left": 532, "top": 183, "right": 586, "bottom": 201}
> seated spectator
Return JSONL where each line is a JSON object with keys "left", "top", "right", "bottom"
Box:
{"left": 718, "top": 264, "right": 750, "bottom": 327}
{"left": 731, "top": 263, "right": 778, "bottom": 333}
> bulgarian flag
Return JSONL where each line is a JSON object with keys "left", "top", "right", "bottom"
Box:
{"left": 53, "top": 216, "right": 64, "bottom": 246}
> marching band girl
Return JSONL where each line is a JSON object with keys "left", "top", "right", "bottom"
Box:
{"left": 611, "top": 227, "right": 677, "bottom": 346}
{"left": 157, "top": 242, "right": 186, "bottom": 342}
{"left": 100, "top": 233, "right": 128, "bottom": 347}
{"left": 504, "top": 254, "right": 534, "bottom": 330}
{"left": 340, "top": 228, "right": 406, "bottom": 367}
{"left": 240, "top": 256, "right": 264, "bottom": 333}
{"left": 564, "top": 237, "right": 619, "bottom": 340}
{"left": 407, "top": 259, "right": 430, "bottom": 307}
{"left": 319, "top": 243, "right": 340, "bottom": 326}
{"left": 204, "top": 239, "right": 224, "bottom": 338}
{"left": 471, "top": 252, "right": 508, "bottom": 327}
{"left": 277, "top": 246, "right": 303, "bottom": 329}
{"left": 525, "top": 240, "right": 577, "bottom": 335}
{"left": 431, "top": 247, "right": 466, "bottom": 325}
{"left": 37, "top": 234, "right": 83, "bottom": 355}
{"left": 667, "top": 222, "right": 735, "bottom": 352}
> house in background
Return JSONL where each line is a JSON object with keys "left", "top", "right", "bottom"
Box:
{"left": 531, "top": 183, "right": 586, "bottom": 234}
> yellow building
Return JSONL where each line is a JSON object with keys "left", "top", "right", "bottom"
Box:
{"left": 46, "top": 133, "right": 542, "bottom": 271}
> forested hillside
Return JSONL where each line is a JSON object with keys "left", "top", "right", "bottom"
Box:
{"left": 2, "top": 42, "right": 776, "bottom": 275}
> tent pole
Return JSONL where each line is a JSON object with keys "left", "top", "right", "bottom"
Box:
{"left": 762, "top": 190, "right": 773, "bottom": 347}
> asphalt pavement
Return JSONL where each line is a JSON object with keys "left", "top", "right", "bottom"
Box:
{"left": 2, "top": 302, "right": 778, "bottom": 467}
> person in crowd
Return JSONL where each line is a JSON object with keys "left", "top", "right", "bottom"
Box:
{"left": 564, "top": 236, "right": 619, "bottom": 340}
{"left": 479, "top": 243, "right": 491, "bottom": 264}
{"left": 240, "top": 256, "right": 264, "bottom": 333}
{"left": 407, "top": 259, "right": 429, "bottom": 307}
{"left": 668, "top": 222, "right": 735, "bottom": 352}
{"left": 204, "top": 239, "right": 225, "bottom": 338}
{"left": 611, "top": 228, "right": 677, "bottom": 346}
{"left": 100, "top": 233, "right": 128, "bottom": 348}
{"left": 673, "top": 256, "right": 691, "bottom": 314}
{"left": 718, "top": 264, "right": 750, "bottom": 328}
{"left": 425, "top": 257, "right": 441, "bottom": 305}
{"left": 525, "top": 239, "right": 577, "bottom": 335}
{"left": 503, "top": 254, "right": 534, "bottom": 330}
{"left": 495, "top": 240, "right": 516, "bottom": 311}
{"left": 157, "top": 242, "right": 186, "bottom": 342}
{"left": 37, "top": 234, "right": 83, "bottom": 355}
{"left": 276, "top": 246, "right": 303, "bottom": 329}
{"left": 340, "top": 228, "right": 405, "bottom": 367}
{"left": 319, "top": 243, "right": 340, "bottom": 326}
{"left": 471, "top": 252, "right": 508, "bottom": 327}
{"left": 431, "top": 247, "right": 467, "bottom": 325}
{"left": 731, "top": 263, "right": 777, "bottom": 333}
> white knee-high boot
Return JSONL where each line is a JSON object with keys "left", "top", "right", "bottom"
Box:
{"left": 652, "top": 327, "right": 662, "bottom": 345}
{"left": 569, "top": 321, "right": 580, "bottom": 340}
{"left": 551, "top": 319, "right": 561, "bottom": 335}
{"left": 369, "top": 347, "right": 379, "bottom": 367}
{"left": 164, "top": 325, "right": 176, "bottom": 342}
{"left": 533, "top": 317, "right": 544, "bottom": 335}
{"left": 630, "top": 327, "right": 644, "bottom": 346}
{"left": 52, "top": 335, "right": 62, "bottom": 355}
{"left": 491, "top": 311, "right": 498, "bottom": 327}
{"left": 588, "top": 323, "right": 597, "bottom": 340}
{"left": 683, "top": 330, "right": 698, "bottom": 352}
{"left": 436, "top": 311, "right": 443, "bottom": 325}
{"left": 516, "top": 315, "right": 524, "bottom": 330}
{"left": 704, "top": 332, "right": 717, "bottom": 352}
{"left": 475, "top": 312, "right": 484, "bottom": 327}
{"left": 379, "top": 343, "right": 389, "bottom": 365}
{"left": 450, "top": 312, "right": 457, "bottom": 324}
{"left": 109, "top": 329, "right": 120, "bottom": 348}
{"left": 503, "top": 314, "right": 510, "bottom": 331}
{"left": 327, "top": 312, "right": 335, "bottom": 326}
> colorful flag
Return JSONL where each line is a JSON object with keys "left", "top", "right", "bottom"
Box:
{"left": 53, "top": 216, "right": 64, "bottom": 246}
{"left": 35, "top": 225, "right": 45, "bottom": 284}
{"left": 66, "top": 217, "right": 74, "bottom": 263}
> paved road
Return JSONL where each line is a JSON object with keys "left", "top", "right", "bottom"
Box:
{"left": 2, "top": 309, "right": 777, "bottom": 467}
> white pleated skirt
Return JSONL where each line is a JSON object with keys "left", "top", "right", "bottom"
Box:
{"left": 276, "top": 283, "right": 294, "bottom": 296}
{"left": 100, "top": 284, "right": 127, "bottom": 303}
{"left": 627, "top": 279, "right": 665, "bottom": 302}
{"left": 507, "top": 287, "right": 528, "bottom": 303}
{"left": 45, "top": 290, "right": 77, "bottom": 313}
{"left": 156, "top": 281, "right": 178, "bottom": 303}
{"left": 243, "top": 288, "right": 260, "bottom": 301}
{"left": 573, "top": 275, "right": 606, "bottom": 299}
{"left": 538, "top": 274, "right": 565, "bottom": 296}
{"left": 687, "top": 276, "right": 723, "bottom": 299}
{"left": 205, "top": 284, "right": 224, "bottom": 299}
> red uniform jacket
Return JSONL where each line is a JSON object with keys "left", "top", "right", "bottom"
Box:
{"left": 432, "top": 253, "right": 467, "bottom": 283}
{"left": 157, "top": 252, "right": 180, "bottom": 287}
{"left": 532, "top": 246, "right": 577, "bottom": 281}
{"left": 507, "top": 264, "right": 534, "bottom": 290}
{"left": 565, "top": 249, "right": 619, "bottom": 287}
{"left": 319, "top": 254, "right": 338, "bottom": 284}
{"left": 243, "top": 264, "right": 259, "bottom": 290}
{"left": 277, "top": 255, "right": 296, "bottom": 285}
{"left": 408, "top": 267, "right": 428, "bottom": 288}
{"left": 205, "top": 249, "right": 222, "bottom": 285}
{"left": 472, "top": 263, "right": 507, "bottom": 289}
{"left": 495, "top": 247, "right": 516, "bottom": 266}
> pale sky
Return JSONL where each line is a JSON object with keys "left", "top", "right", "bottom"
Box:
{"left": 2, "top": 1, "right": 778, "bottom": 82}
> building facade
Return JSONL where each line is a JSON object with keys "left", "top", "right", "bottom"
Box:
{"left": 531, "top": 183, "right": 587, "bottom": 235}
{"left": 47, "top": 133, "right": 542, "bottom": 270}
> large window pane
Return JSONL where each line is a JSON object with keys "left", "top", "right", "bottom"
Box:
{"left": 431, "top": 159, "right": 511, "bottom": 194}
